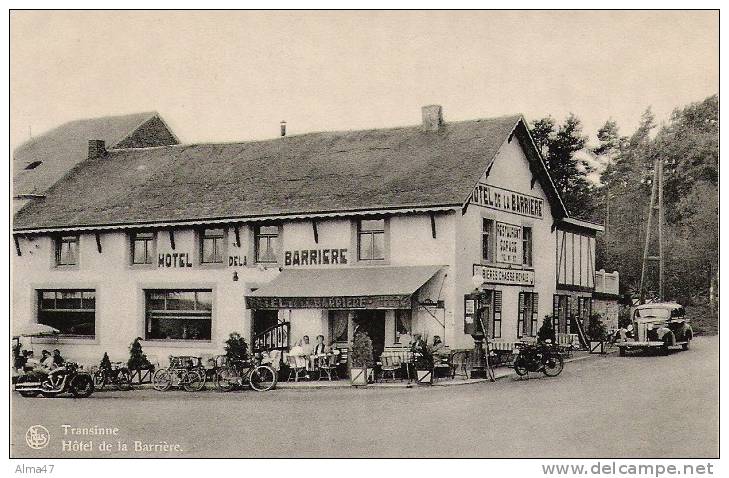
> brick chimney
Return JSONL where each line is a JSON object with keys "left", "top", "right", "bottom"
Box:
{"left": 88, "top": 140, "right": 107, "bottom": 159}
{"left": 421, "top": 105, "right": 444, "bottom": 132}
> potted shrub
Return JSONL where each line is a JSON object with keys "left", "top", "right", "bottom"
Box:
{"left": 537, "top": 315, "right": 556, "bottom": 344}
{"left": 224, "top": 332, "right": 249, "bottom": 361}
{"left": 412, "top": 334, "right": 434, "bottom": 385}
{"left": 127, "top": 337, "right": 154, "bottom": 383}
{"left": 587, "top": 315, "right": 608, "bottom": 354}
{"left": 349, "top": 331, "right": 373, "bottom": 386}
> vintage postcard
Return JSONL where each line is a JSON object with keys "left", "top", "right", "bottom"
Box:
{"left": 8, "top": 8, "right": 719, "bottom": 472}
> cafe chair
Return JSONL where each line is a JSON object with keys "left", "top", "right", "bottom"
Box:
{"left": 380, "top": 354, "right": 402, "bottom": 382}
{"left": 286, "top": 355, "right": 306, "bottom": 382}
{"left": 449, "top": 351, "right": 470, "bottom": 380}
{"left": 318, "top": 354, "right": 339, "bottom": 381}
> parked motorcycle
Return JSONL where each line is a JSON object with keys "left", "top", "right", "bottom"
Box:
{"left": 512, "top": 340, "right": 564, "bottom": 377}
{"left": 15, "top": 362, "right": 95, "bottom": 398}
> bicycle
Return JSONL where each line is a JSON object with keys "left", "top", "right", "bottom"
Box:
{"left": 92, "top": 362, "right": 132, "bottom": 391}
{"left": 214, "top": 355, "right": 277, "bottom": 392}
{"left": 153, "top": 356, "right": 206, "bottom": 392}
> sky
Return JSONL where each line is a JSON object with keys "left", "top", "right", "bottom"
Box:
{"left": 9, "top": 10, "right": 718, "bottom": 153}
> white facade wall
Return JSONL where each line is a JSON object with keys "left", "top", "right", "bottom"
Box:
{"left": 452, "top": 137, "right": 557, "bottom": 348}
{"left": 12, "top": 213, "right": 456, "bottom": 368}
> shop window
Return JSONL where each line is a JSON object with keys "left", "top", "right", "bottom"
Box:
{"left": 328, "top": 310, "right": 349, "bottom": 343}
{"left": 255, "top": 225, "right": 279, "bottom": 264}
{"left": 357, "top": 219, "right": 385, "bottom": 261}
{"left": 200, "top": 228, "right": 225, "bottom": 264}
{"left": 394, "top": 309, "right": 412, "bottom": 343}
{"left": 37, "top": 289, "right": 95, "bottom": 337}
{"left": 131, "top": 231, "right": 155, "bottom": 265}
{"left": 517, "top": 292, "right": 539, "bottom": 338}
{"left": 522, "top": 226, "right": 533, "bottom": 267}
{"left": 55, "top": 235, "right": 79, "bottom": 266}
{"left": 145, "top": 289, "right": 212, "bottom": 341}
{"left": 482, "top": 218, "right": 494, "bottom": 262}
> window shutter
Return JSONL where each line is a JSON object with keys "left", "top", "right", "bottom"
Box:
{"left": 517, "top": 292, "right": 525, "bottom": 338}
{"left": 531, "top": 293, "right": 539, "bottom": 337}
{"left": 492, "top": 291, "right": 502, "bottom": 339}
{"left": 566, "top": 296, "right": 573, "bottom": 335}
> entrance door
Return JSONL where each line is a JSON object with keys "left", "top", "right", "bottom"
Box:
{"left": 353, "top": 310, "right": 386, "bottom": 358}
{"left": 253, "top": 310, "right": 279, "bottom": 336}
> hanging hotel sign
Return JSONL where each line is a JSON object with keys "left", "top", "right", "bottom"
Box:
{"left": 473, "top": 264, "right": 534, "bottom": 286}
{"left": 246, "top": 294, "right": 412, "bottom": 310}
{"left": 496, "top": 221, "right": 523, "bottom": 265}
{"left": 470, "top": 183, "right": 544, "bottom": 219}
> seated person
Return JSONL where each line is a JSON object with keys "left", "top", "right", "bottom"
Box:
{"left": 432, "top": 335, "right": 447, "bottom": 360}
{"left": 39, "top": 349, "right": 53, "bottom": 369}
{"left": 24, "top": 350, "right": 57, "bottom": 384}
{"left": 313, "top": 335, "right": 328, "bottom": 356}
{"left": 289, "top": 337, "right": 311, "bottom": 379}
{"left": 410, "top": 333, "right": 425, "bottom": 354}
{"left": 300, "top": 335, "right": 313, "bottom": 355}
{"left": 52, "top": 349, "right": 65, "bottom": 367}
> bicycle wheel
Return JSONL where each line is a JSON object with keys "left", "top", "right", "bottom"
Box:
{"left": 197, "top": 368, "right": 207, "bottom": 390}
{"left": 152, "top": 369, "right": 172, "bottom": 391}
{"left": 215, "top": 366, "right": 237, "bottom": 392}
{"left": 183, "top": 370, "right": 205, "bottom": 392}
{"left": 249, "top": 365, "right": 277, "bottom": 391}
{"left": 93, "top": 370, "right": 106, "bottom": 391}
{"left": 542, "top": 353, "right": 564, "bottom": 377}
{"left": 513, "top": 356, "right": 529, "bottom": 376}
{"left": 116, "top": 369, "right": 133, "bottom": 391}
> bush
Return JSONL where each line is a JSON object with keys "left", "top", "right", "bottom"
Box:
{"left": 411, "top": 333, "right": 435, "bottom": 370}
{"left": 587, "top": 315, "right": 608, "bottom": 341}
{"left": 350, "top": 331, "right": 374, "bottom": 368}
{"left": 224, "top": 332, "right": 249, "bottom": 361}
{"left": 537, "top": 315, "right": 556, "bottom": 343}
{"left": 127, "top": 337, "right": 152, "bottom": 370}
{"left": 100, "top": 352, "right": 112, "bottom": 372}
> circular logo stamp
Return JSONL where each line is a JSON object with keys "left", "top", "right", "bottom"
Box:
{"left": 25, "top": 425, "right": 50, "bottom": 449}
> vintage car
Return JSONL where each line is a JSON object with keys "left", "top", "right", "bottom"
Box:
{"left": 615, "top": 302, "right": 693, "bottom": 356}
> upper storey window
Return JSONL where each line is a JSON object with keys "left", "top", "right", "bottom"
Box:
{"left": 357, "top": 219, "right": 385, "bottom": 261}
{"left": 55, "top": 235, "right": 79, "bottom": 266}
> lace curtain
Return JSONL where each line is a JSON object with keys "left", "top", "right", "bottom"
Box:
{"left": 331, "top": 312, "right": 348, "bottom": 342}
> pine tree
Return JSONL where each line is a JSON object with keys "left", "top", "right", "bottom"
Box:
{"left": 128, "top": 337, "right": 151, "bottom": 370}
{"left": 100, "top": 352, "right": 112, "bottom": 372}
{"left": 530, "top": 114, "right": 594, "bottom": 218}
{"left": 224, "top": 332, "right": 248, "bottom": 361}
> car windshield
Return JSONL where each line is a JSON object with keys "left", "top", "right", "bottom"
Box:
{"left": 635, "top": 308, "right": 671, "bottom": 319}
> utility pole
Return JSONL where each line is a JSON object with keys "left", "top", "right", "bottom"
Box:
{"left": 639, "top": 158, "right": 664, "bottom": 303}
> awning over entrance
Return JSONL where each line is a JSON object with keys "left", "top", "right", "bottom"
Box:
{"left": 246, "top": 265, "right": 443, "bottom": 310}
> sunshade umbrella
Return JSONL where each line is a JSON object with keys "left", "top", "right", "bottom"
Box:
{"left": 12, "top": 323, "right": 60, "bottom": 338}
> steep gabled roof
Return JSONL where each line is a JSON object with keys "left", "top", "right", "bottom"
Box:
{"left": 13, "top": 112, "right": 178, "bottom": 198}
{"left": 13, "top": 114, "right": 569, "bottom": 232}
